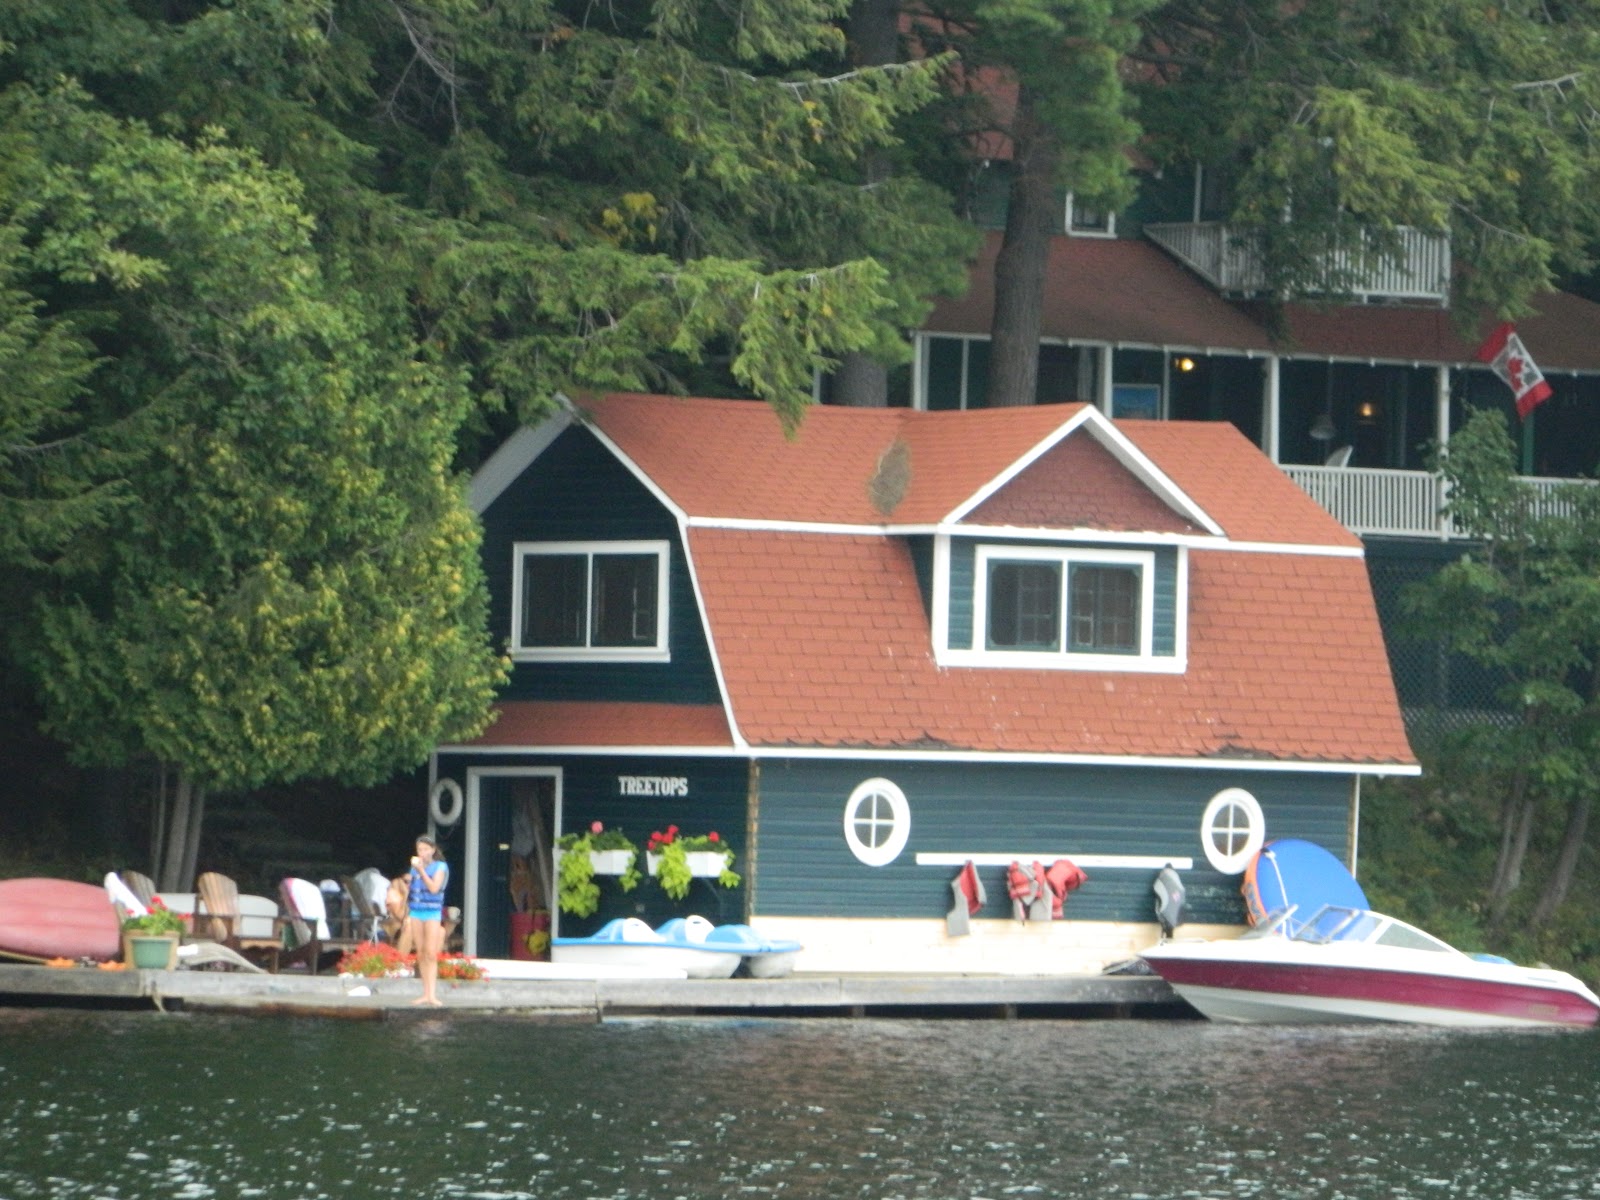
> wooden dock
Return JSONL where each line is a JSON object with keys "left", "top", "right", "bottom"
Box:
{"left": 0, "top": 963, "right": 1188, "bottom": 1021}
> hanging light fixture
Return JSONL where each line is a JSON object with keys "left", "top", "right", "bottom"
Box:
{"left": 1357, "top": 399, "right": 1377, "bottom": 425}
{"left": 1175, "top": 355, "right": 1196, "bottom": 373}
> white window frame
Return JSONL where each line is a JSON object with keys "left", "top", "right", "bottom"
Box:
{"left": 1065, "top": 193, "right": 1116, "bottom": 238}
{"left": 510, "top": 539, "right": 670, "bottom": 662}
{"left": 953, "top": 544, "right": 1165, "bottom": 671}
{"left": 843, "top": 778, "right": 911, "bottom": 867}
{"left": 1200, "top": 787, "right": 1265, "bottom": 875}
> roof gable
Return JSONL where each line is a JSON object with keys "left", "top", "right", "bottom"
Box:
{"left": 966, "top": 425, "right": 1205, "bottom": 534}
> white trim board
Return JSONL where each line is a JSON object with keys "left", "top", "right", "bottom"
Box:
{"left": 916, "top": 852, "right": 1194, "bottom": 870}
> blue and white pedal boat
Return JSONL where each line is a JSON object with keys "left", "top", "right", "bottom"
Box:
{"left": 552, "top": 917, "right": 742, "bottom": 979}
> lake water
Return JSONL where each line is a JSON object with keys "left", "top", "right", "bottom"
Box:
{"left": 0, "top": 1009, "right": 1596, "bottom": 1199}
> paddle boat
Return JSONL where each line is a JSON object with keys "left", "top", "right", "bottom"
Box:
{"left": 551, "top": 916, "right": 801, "bottom": 979}
{"left": 1139, "top": 840, "right": 1600, "bottom": 1028}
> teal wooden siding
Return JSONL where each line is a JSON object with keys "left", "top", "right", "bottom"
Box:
{"left": 946, "top": 538, "right": 1180, "bottom": 657}
{"left": 435, "top": 753, "right": 749, "bottom": 953}
{"left": 479, "top": 427, "right": 720, "bottom": 704}
{"left": 752, "top": 759, "right": 1352, "bottom": 927}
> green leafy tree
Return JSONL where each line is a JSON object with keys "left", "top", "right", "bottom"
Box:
{"left": 1, "top": 83, "right": 504, "bottom": 888}
{"left": 1132, "top": 0, "right": 1600, "bottom": 321}
{"left": 910, "top": 0, "right": 1153, "bottom": 407}
{"left": 1405, "top": 409, "right": 1600, "bottom": 931}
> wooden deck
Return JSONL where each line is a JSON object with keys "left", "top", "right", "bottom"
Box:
{"left": 0, "top": 963, "right": 1188, "bottom": 1021}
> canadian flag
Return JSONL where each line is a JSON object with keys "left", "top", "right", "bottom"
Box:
{"left": 1475, "top": 322, "right": 1553, "bottom": 420}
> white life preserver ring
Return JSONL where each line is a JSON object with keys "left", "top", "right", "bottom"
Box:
{"left": 428, "top": 777, "right": 465, "bottom": 826}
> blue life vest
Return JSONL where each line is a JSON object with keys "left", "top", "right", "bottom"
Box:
{"left": 408, "top": 861, "right": 448, "bottom": 915}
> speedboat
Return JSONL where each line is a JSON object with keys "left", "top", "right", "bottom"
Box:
{"left": 1140, "top": 903, "right": 1600, "bottom": 1028}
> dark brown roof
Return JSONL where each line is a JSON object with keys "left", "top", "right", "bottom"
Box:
{"left": 925, "top": 232, "right": 1276, "bottom": 354}
{"left": 929, "top": 231, "right": 1600, "bottom": 373}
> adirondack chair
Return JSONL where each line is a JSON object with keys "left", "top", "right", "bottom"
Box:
{"left": 341, "top": 871, "right": 401, "bottom": 943}
{"left": 102, "top": 872, "right": 265, "bottom": 972}
{"left": 279, "top": 878, "right": 362, "bottom": 974}
{"left": 119, "top": 870, "right": 158, "bottom": 908}
{"left": 194, "top": 872, "right": 293, "bottom": 972}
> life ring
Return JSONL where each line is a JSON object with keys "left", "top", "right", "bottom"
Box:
{"left": 429, "top": 777, "right": 465, "bottom": 826}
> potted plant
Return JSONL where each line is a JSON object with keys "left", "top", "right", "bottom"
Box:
{"left": 555, "top": 822, "right": 641, "bottom": 916}
{"left": 645, "top": 827, "right": 741, "bottom": 901}
{"left": 120, "top": 897, "right": 189, "bottom": 969}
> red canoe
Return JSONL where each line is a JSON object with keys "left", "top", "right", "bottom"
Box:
{"left": 0, "top": 877, "right": 121, "bottom": 962}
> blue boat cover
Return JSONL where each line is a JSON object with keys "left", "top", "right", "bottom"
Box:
{"left": 1242, "top": 838, "right": 1369, "bottom": 928}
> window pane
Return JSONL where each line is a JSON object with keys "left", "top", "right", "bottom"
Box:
{"left": 590, "top": 553, "right": 659, "bottom": 647}
{"left": 524, "top": 554, "right": 587, "bottom": 646}
{"left": 926, "top": 338, "right": 964, "bottom": 411}
{"left": 1069, "top": 564, "right": 1139, "bottom": 653}
{"left": 987, "top": 560, "right": 1061, "bottom": 650}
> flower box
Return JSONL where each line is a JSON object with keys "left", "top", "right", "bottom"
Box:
{"left": 556, "top": 848, "right": 633, "bottom": 876}
{"left": 647, "top": 851, "right": 728, "bottom": 878}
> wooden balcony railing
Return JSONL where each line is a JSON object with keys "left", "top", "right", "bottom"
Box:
{"left": 1144, "top": 223, "right": 1451, "bottom": 304}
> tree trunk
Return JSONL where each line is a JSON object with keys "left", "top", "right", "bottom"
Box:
{"left": 1529, "top": 793, "right": 1590, "bottom": 930}
{"left": 1486, "top": 769, "right": 1535, "bottom": 929}
{"left": 156, "top": 771, "right": 192, "bottom": 892}
{"left": 832, "top": 0, "right": 899, "bottom": 409}
{"left": 987, "top": 85, "right": 1059, "bottom": 408}
{"left": 155, "top": 769, "right": 206, "bottom": 893}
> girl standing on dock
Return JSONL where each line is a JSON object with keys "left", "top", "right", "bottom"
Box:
{"left": 406, "top": 835, "right": 449, "bottom": 1006}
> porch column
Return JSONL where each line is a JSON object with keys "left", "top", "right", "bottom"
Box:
{"left": 1262, "top": 355, "right": 1281, "bottom": 463}
{"left": 1435, "top": 365, "right": 1451, "bottom": 448}
{"left": 1099, "top": 344, "right": 1114, "bottom": 413}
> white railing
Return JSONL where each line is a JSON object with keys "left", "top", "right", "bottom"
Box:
{"left": 1282, "top": 466, "right": 1583, "bottom": 538}
{"left": 1145, "top": 223, "right": 1450, "bottom": 303}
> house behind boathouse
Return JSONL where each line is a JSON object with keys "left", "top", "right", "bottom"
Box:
{"left": 429, "top": 393, "right": 1417, "bottom": 974}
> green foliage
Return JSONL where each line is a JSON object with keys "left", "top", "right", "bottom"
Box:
{"left": 1362, "top": 771, "right": 1600, "bottom": 986}
{"left": 0, "top": 80, "right": 506, "bottom": 791}
{"left": 1132, "top": 0, "right": 1600, "bottom": 319}
{"left": 555, "top": 827, "right": 642, "bottom": 914}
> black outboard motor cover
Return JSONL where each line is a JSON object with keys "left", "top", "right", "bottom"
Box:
{"left": 1153, "top": 865, "right": 1185, "bottom": 938}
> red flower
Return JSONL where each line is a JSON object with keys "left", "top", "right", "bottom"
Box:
{"left": 707, "top": 831, "right": 720, "bottom": 843}
{"left": 590, "top": 820, "right": 604, "bottom": 834}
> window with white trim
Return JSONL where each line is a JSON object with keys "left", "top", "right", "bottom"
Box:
{"left": 1201, "top": 787, "right": 1265, "bottom": 875}
{"left": 512, "top": 540, "right": 669, "bottom": 661}
{"left": 843, "top": 778, "right": 911, "bottom": 866}
{"left": 1065, "top": 193, "right": 1116, "bottom": 238}
{"left": 974, "top": 545, "right": 1153, "bottom": 664}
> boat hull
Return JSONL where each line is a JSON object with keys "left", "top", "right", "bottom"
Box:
{"left": 0, "top": 878, "right": 121, "bottom": 962}
{"left": 1142, "top": 942, "right": 1600, "bottom": 1029}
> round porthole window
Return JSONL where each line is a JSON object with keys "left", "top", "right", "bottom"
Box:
{"left": 1201, "top": 787, "right": 1264, "bottom": 875}
{"left": 843, "top": 778, "right": 911, "bottom": 867}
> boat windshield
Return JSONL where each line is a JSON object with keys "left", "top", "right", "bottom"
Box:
{"left": 1290, "top": 906, "right": 1459, "bottom": 954}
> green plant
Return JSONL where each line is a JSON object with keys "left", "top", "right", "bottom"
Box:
{"left": 645, "top": 827, "right": 741, "bottom": 900}
{"left": 554, "top": 822, "right": 640, "bottom": 915}
{"left": 120, "top": 897, "right": 189, "bottom": 937}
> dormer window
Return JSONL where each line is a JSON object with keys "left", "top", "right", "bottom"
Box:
{"left": 960, "top": 544, "right": 1165, "bottom": 669}
{"left": 512, "top": 540, "right": 669, "bottom": 661}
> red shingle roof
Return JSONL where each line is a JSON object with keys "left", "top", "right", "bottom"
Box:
{"left": 687, "top": 529, "right": 1413, "bottom": 764}
{"left": 464, "top": 701, "right": 733, "bottom": 750}
{"left": 489, "top": 395, "right": 1412, "bottom": 768}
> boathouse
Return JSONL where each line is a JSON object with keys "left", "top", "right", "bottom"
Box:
{"left": 429, "top": 392, "right": 1417, "bottom": 974}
